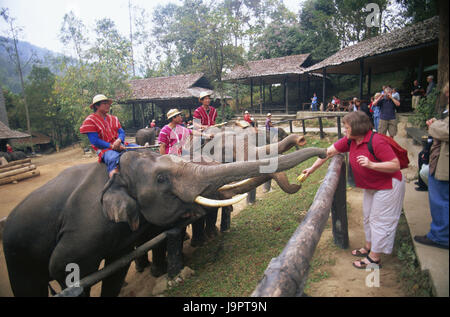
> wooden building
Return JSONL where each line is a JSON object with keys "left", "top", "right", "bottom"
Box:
{"left": 0, "top": 121, "right": 30, "bottom": 153}
{"left": 119, "top": 73, "right": 226, "bottom": 128}
{"left": 304, "top": 16, "right": 439, "bottom": 110}
{"left": 223, "top": 54, "right": 324, "bottom": 114}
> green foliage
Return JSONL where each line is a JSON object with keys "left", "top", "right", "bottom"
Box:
{"left": 410, "top": 89, "right": 439, "bottom": 128}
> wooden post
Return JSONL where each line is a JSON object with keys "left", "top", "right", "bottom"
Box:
{"left": 297, "top": 74, "right": 301, "bottom": 110}
{"left": 331, "top": 160, "right": 349, "bottom": 249}
{"left": 260, "top": 78, "right": 263, "bottom": 115}
{"left": 337, "top": 116, "right": 342, "bottom": 139}
{"left": 284, "top": 77, "right": 288, "bottom": 114}
{"left": 322, "top": 68, "right": 327, "bottom": 107}
{"left": 166, "top": 227, "right": 184, "bottom": 279}
{"left": 251, "top": 155, "right": 346, "bottom": 297}
{"left": 132, "top": 103, "right": 136, "bottom": 128}
{"left": 318, "top": 117, "right": 324, "bottom": 139}
{"left": 367, "top": 67, "right": 372, "bottom": 98}
{"left": 235, "top": 83, "right": 240, "bottom": 110}
{"left": 417, "top": 56, "right": 424, "bottom": 84}
{"left": 250, "top": 78, "right": 254, "bottom": 110}
{"left": 302, "top": 119, "right": 306, "bottom": 135}
{"left": 359, "top": 59, "right": 364, "bottom": 100}
{"left": 289, "top": 120, "right": 293, "bottom": 134}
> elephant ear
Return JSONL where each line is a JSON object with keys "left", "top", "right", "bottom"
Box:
{"left": 100, "top": 173, "right": 140, "bottom": 231}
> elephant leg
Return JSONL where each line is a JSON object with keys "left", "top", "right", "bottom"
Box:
{"left": 6, "top": 260, "right": 49, "bottom": 297}
{"left": 220, "top": 206, "right": 232, "bottom": 232}
{"left": 191, "top": 217, "right": 207, "bottom": 247}
{"left": 150, "top": 242, "right": 167, "bottom": 277}
{"left": 134, "top": 252, "right": 151, "bottom": 273}
{"left": 100, "top": 259, "right": 131, "bottom": 297}
{"left": 205, "top": 208, "right": 219, "bottom": 239}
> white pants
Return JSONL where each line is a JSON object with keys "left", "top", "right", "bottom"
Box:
{"left": 362, "top": 177, "right": 406, "bottom": 254}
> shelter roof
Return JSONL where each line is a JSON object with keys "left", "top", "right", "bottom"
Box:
{"left": 305, "top": 16, "right": 439, "bottom": 75}
{"left": 0, "top": 121, "right": 30, "bottom": 140}
{"left": 223, "top": 54, "right": 318, "bottom": 84}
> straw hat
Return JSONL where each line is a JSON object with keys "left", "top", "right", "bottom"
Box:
{"left": 89, "top": 94, "right": 113, "bottom": 109}
{"left": 199, "top": 91, "right": 212, "bottom": 100}
{"left": 244, "top": 111, "right": 249, "bottom": 114}
{"left": 167, "top": 108, "right": 182, "bottom": 120}
{"left": 267, "top": 113, "right": 272, "bottom": 117}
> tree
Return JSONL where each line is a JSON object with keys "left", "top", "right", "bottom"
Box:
{"left": 59, "top": 11, "right": 89, "bottom": 64}
{"left": 1, "top": 8, "right": 34, "bottom": 150}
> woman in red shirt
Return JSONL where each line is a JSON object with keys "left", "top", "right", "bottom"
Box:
{"left": 302, "top": 111, "right": 405, "bottom": 269}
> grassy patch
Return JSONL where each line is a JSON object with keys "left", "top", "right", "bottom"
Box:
{"left": 165, "top": 136, "right": 332, "bottom": 297}
{"left": 393, "top": 213, "right": 434, "bottom": 297}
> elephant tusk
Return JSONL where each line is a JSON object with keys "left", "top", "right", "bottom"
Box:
{"left": 194, "top": 193, "right": 248, "bottom": 207}
{"left": 218, "top": 179, "right": 253, "bottom": 191}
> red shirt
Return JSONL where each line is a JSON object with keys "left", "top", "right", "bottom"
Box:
{"left": 158, "top": 124, "right": 192, "bottom": 155}
{"left": 79, "top": 113, "right": 122, "bottom": 161}
{"left": 193, "top": 106, "right": 217, "bottom": 127}
{"left": 334, "top": 131, "right": 402, "bottom": 190}
{"left": 244, "top": 114, "right": 252, "bottom": 124}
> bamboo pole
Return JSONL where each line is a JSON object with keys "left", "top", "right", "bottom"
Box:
{"left": 0, "top": 170, "right": 40, "bottom": 185}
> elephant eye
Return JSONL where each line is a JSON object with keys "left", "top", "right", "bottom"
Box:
{"left": 156, "top": 174, "right": 167, "bottom": 184}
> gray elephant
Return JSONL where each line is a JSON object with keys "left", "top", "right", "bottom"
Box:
{"left": 135, "top": 127, "right": 157, "bottom": 146}
{"left": 3, "top": 147, "right": 326, "bottom": 297}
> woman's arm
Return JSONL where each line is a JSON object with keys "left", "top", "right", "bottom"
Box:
{"left": 356, "top": 156, "right": 400, "bottom": 173}
{"left": 302, "top": 144, "right": 339, "bottom": 176}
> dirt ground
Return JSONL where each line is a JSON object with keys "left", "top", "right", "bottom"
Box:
{"left": 0, "top": 144, "right": 406, "bottom": 297}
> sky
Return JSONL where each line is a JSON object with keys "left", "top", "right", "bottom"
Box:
{"left": 0, "top": 0, "right": 303, "bottom": 56}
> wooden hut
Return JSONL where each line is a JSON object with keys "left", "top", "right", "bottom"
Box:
{"left": 223, "top": 54, "right": 324, "bottom": 114}
{"left": 0, "top": 121, "right": 30, "bottom": 153}
{"left": 119, "top": 73, "right": 227, "bottom": 128}
{"left": 304, "top": 16, "right": 439, "bottom": 109}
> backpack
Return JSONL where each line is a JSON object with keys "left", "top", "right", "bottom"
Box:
{"left": 347, "top": 131, "right": 409, "bottom": 169}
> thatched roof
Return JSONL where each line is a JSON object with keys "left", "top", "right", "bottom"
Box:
{"left": 223, "top": 54, "right": 319, "bottom": 84}
{"left": 306, "top": 16, "right": 439, "bottom": 75}
{"left": 0, "top": 121, "right": 30, "bottom": 140}
{"left": 121, "top": 73, "right": 215, "bottom": 103}
{"left": 11, "top": 131, "right": 51, "bottom": 145}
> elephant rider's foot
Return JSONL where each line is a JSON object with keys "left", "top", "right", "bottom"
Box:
{"left": 109, "top": 168, "right": 120, "bottom": 178}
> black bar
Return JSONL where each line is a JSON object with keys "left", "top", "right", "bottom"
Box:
{"left": 247, "top": 188, "right": 256, "bottom": 205}
{"left": 331, "top": 161, "right": 349, "bottom": 249}
{"left": 302, "top": 119, "right": 306, "bottom": 135}
{"left": 318, "top": 117, "right": 324, "bottom": 139}
{"left": 359, "top": 59, "right": 364, "bottom": 100}
{"left": 289, "top": 120, "right": 293, "bottom": 133}
{"left": 322, "top": 68, "right": 327, "bottom": 108}
{"left": 337, "top": 116, "right": 342, "bottom": 139}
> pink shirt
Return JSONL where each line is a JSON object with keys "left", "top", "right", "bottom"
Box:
{"left": 193, "top": 106, "right": 217, "bottom": 126}
{"left": 334, "top": 131, "right": 402, "bottom": 190}
{"left": 158, "top": 124, "right": 192, "bottom": 155}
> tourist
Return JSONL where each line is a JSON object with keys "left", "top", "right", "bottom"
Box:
{"left": 311, "top": 93, "right": 318, "bottom": 111}
{"left": 411, "top": 80, "right": 424, "bottom": 110}
{"left": 372, "top": 86, "right": 401, "bottom": 138}
{"left": 414, "top": 82, "right": 449, "bottom": 249}
{"left": 302, "top": 111, "right": 405, "bottom": 268}
{"left": 370, "top": 93, "right": 381, "bottom": 132}
{"left": 392, "top": 88, "right": 400, "bottom": 102}
{"left": 425, "top": 75, "right": 436, "bottom": 97}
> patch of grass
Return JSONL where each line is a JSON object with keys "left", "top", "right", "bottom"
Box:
{"left": 393, "top": 213, "right": 434, "bottom": 297}
{"left": 165, "top": 136, "right": 332, "bottom": 297}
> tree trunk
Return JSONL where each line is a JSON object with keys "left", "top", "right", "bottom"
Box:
{"left": 437, "top": 0, "right": 449, "bottom": 114}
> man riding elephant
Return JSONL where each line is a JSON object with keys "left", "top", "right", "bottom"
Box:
{"left": 80, "top": 94, "right": 138, "bottom": 178}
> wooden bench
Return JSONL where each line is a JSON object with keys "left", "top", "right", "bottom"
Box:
{"left": 405, "top": 127, "right": 428, "bottom": 146}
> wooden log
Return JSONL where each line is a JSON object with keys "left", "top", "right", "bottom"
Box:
{"left": 0, "top": 163, "right": 32, "bottom": 173}
{"left": 0, "top": 158, "right": 31, "bottom": 170}
{"left": 251, "top": 155, "right": 345, "bottom": 297}
{"left": 0, "top": 170, "right": 40, "bottom": 185}
{"left": 0, "top": 165, "right": 36, "bottom": 179}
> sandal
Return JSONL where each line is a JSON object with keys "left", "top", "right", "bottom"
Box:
{"left": 352, "top": 255, "right": 382, "bottom": 269}
{"left": 351, "top": 247, "right": 370, "bottom": 257}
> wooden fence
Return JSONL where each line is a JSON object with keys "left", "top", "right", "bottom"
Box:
{"left": 251, "top": 154, "right": 348, "bottom": 297}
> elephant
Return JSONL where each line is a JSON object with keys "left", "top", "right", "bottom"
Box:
{"left": 3, "top": 146, "right": 326, "bottom": 297}
{"left": 135, "top": 127, "right": 157, "bottom": 146}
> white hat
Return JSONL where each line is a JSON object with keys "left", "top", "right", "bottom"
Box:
{"left": 199, "top": 91, "right": 212, "bottom": 100}
{"left": 267, "top": 113, "right": 272, "bottom": 117}
{"left": 244, "top": 111, "right": 249, "bottom": 114}
{"left": 167, "top": 108, "right": 182, "bottom": 120}
{"left": 90, "top": 94, "right": 113, "bottom": 109}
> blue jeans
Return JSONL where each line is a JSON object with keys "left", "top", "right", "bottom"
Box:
{"left": 312, "top": 103, "right": 317, "bottom": 111}
{"left": 373, "top": 116, "right": 380, "bottom": 132}
{"left": 101, "top": 143, "right": 139, "bottom": 173}
{"left": 427, "top": 173, "right": 449, "bottom": 246}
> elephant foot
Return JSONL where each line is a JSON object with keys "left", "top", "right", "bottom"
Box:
{"left": 205, "top": 226, "right": 219, "bottom": 239}
{"left": 151, "top": 262, "right": 168, "bottom": 278}
{"left": 190, "top": 238, "right": 206, "bottom": 248}
{"left": 134, "top": 256, "right": 151, "bottom": 273}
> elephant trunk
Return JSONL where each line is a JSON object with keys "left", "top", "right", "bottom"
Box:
{"left": 177, "top": 147, "right": 326, "bottom": 201}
